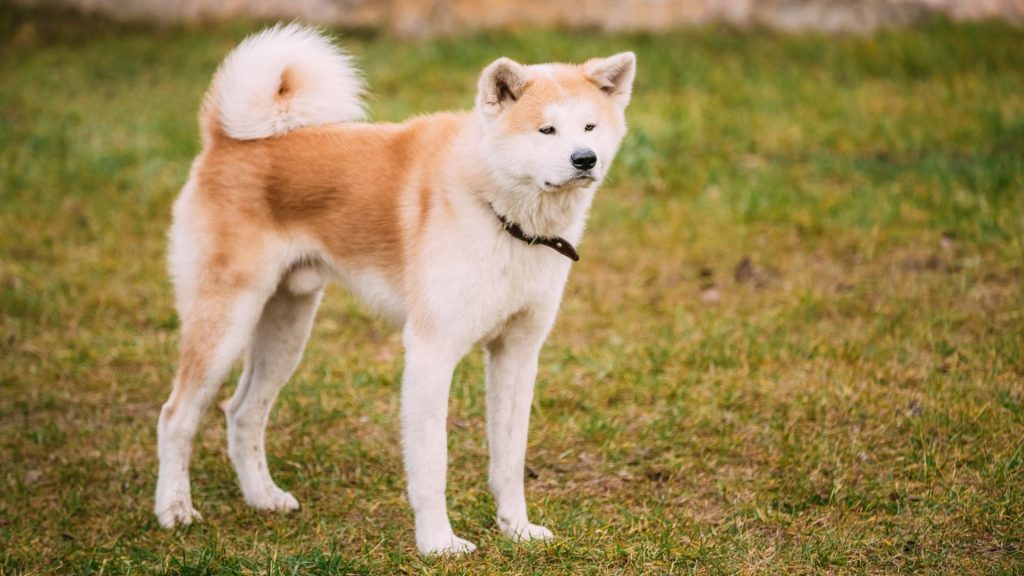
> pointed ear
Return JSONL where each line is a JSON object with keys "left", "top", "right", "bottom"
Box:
{"left": 583, "top": 52, "right": 636, "bottom": 108}
{"left": 477, "top": 57, "right": 530, "bottom": 118}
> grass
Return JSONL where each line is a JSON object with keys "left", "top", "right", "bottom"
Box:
{"left": 1, "top": 5, "right": 1023, "bottom": 574}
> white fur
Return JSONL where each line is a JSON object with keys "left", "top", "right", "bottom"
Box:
{"left": 284, "top": 266, "right": 325, "bottom": 296}
{"left": 225, "top": 283, "right": 321, "bottom": 512}
{"left": 393, "top": 171, "right": 576, "bottom": 554}
{"left": 156, "top": 26, "right": 636, "bottom": 556}
{"left": 331, "top": 266, "right": 406, "bottom": 324}
{"left": 209, "top": 23, "right": 365, "bottom": 140}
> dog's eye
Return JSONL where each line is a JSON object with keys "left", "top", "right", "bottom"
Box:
{"left": 538, "top": 126, "right": 556, "bottom": 135}
{"left": 585, "top": 123, "right": 597, "bottom": 132}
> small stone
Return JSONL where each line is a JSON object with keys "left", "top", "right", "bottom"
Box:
{"left": 700, "top": 286, "right": 722, "bottom": 304}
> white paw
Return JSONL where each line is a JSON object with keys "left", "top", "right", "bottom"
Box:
{"left": 245, "top": 485, "right": 300, "bottom": 512}
{"left": 156, "top": 499, "right": 202, "bottom": 529}
{"left": 500, "top": 520, "right": 554, "bottom": 542}
{"left": 417, "top": 533, "right": 477, "bottom": 556}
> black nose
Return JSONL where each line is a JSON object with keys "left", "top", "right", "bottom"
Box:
{"left": 571, "top": 149, "right": 597, "bottom": 170}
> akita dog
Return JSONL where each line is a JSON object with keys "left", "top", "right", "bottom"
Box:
{"left": 155, "top": 24, "right": 635, "bottom": 555}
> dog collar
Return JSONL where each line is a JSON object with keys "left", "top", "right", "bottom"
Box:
{"left": 489, "top": 204, "right": 580, "bottom": 262}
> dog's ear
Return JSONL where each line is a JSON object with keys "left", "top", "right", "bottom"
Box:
{"left": 583, "top": 52, "right": 636, "bottom": 108}
{"left": 477, "top": 57, "right": 530, "bottom": 118}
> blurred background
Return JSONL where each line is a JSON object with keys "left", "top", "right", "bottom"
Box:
{"left": 8, "top": 0, "right": 1024, "bottom": 35}
{"left": 1, "top": 0, "right": 1022, "bottom": 574}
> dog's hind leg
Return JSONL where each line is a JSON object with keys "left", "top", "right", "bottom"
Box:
{"left": 225, "top": 269, "right": 323, "bottom": 512}
{"left": 155, "top": 286, "right": 271, "bottom": 528}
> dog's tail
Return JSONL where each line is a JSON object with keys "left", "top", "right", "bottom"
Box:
{"left": 200, "top": 23, "right": 366, "bottom": 142}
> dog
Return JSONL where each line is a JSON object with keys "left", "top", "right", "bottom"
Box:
{"left": 154, "top": 23, "right": 635, "bottom": 555}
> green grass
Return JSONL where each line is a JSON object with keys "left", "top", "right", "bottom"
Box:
{"left": 2, "top": 6, "right": 1023, "bottom": 574}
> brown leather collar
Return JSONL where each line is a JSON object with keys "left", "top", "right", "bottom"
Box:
{"left": 490, "top": 204, "right": 580, "bottom": 262}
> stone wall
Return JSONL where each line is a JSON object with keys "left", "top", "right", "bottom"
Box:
{"left": 13, "top": 0, "right": 1024, "bottom": 36}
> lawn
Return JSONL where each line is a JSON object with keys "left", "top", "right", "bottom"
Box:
{"left": 1, "top": 6, "right": 1023, "bottom": 574}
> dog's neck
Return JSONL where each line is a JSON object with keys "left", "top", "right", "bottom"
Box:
{"left": 482, "top": 183, "right": 595, "bottom": 244}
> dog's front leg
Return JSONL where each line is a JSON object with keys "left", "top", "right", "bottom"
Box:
{"left": 401, "top": 327, "right": 475, "bottom": 555}
{"left": 485, "top": 307, "right": 556, "bottom": 542}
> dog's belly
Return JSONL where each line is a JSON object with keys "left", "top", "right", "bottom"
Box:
{"left": 329, "top": 265, "right": 407, "bottom": 324}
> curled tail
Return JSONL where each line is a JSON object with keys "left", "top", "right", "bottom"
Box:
{"left": 201, "top": 23, "right": 366, "bottom": 141}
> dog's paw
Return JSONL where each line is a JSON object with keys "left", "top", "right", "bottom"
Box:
{"left": 156, "top": 500, "right": 202, "bottom": 529}
{"left": 245, "top": 486, "right": 300, "bottom": 512}
{"left": 499, "top": 520, "right": 554, "bottom": 542}
{"left": 417, "top": 533, "right": 477, "bottom": 556}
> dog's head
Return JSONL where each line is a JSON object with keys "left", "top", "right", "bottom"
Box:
{"left": 475, "top": 53, "right": 636, "bottom": 196}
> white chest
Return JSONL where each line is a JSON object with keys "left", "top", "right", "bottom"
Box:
{"left": 414, "top": 222, "right": 572, "bottom": 345}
